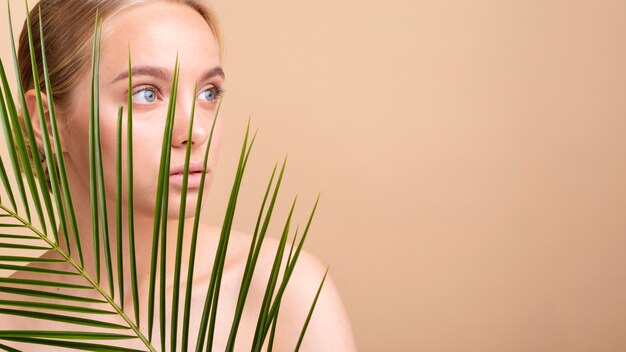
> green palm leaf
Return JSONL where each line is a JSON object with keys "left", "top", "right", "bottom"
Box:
{"left": 0, "top": 2, "right": 328, "bottom": 351}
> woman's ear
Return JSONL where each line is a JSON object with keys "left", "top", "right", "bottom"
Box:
{"left": 24, "top": 89, "right": 64, "bottom": 154}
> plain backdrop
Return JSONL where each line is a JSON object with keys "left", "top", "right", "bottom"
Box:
{"left": 2, "top": 0, "right": 626, "bottom": 351}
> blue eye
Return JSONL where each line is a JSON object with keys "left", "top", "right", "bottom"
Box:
{"left": 199, "top": 87, "right": 219, "bottom": 102}
{"left": 132, "top": 88, "right": 157, "bottom": 104}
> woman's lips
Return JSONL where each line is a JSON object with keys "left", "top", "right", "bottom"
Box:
{"left": 169, "top": 162, "right": 209, "bottom": 189}
{"left": 169, "top": 170, "right": 207, "bottom": 189}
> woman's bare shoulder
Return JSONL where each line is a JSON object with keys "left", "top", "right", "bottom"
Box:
{"left": 220, "top": 226, "right": 324, "bottom": 276}
{"left": 222, "top": 227, "right": 357, "bottom": 351}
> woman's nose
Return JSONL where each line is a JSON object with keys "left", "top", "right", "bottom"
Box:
{"left": 170, "top": 98, "right": 209, "bottom": 148}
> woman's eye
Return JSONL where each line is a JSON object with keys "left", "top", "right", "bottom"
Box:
{"left": 199, "top": 87, "right": 218, "bottom": 102}
{"left": 132, "top": 88, "right": 158, "bottom": 104}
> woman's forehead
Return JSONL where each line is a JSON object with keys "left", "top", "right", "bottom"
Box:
{"left": 100, "top": 2, "right": 221, "bottom": 69}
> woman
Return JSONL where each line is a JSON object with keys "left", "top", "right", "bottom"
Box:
{"left": 0, "top": 0, "right": 357, "bottom": 350}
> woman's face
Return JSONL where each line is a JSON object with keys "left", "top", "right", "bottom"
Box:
{"left": 62, "top": 2, "right": 224, "bottom": 219}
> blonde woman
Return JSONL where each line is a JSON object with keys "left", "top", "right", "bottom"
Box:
{"left": 0, "top": 0, "right": 357, "bottom": 350}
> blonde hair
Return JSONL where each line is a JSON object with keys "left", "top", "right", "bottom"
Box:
{"left": 17, "top": 0, "right": 223, "bottom": 189}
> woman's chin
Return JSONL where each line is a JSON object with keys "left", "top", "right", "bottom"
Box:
{"left": 164, "top": 191, "right": 203, "bottom": 220}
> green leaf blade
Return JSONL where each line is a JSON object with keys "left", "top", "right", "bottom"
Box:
{"left": 170, "top": 82, "right": 198, "bottom": 352}
{"left": 37, "top": 6, "right": 85, "bottom": 267}
{"left": 126, "top": 46, "right": 140, "bottom": 328}
{"left": 88, "top": 13, "right": 101, "bottom": 284}
{"left": 197, "top": 121, "right": 253, "bottom": 352}
{"left": 181, "top": 97, "right": 221, "bottom": 351}
{"left": 147, "top": 55, "right": 179, "bottom": 343}
{"left": 115, "top": 106, "right": 124, "bottom": 310}
{"left": 23, "top": 2, "right": 60, "bottom": 240}
{"left": 0, "top": 331, "right": 136, "bottom": 340}
{"left": 295, "top": 267, "right": 329, "bottom": 351}
{"left": 0, "top": 299, "right": 116, "bottom": 315}
{"left": 0, "top": 336, "right": 145, "bottom": 352}
{"left": 0, "top": 307, "right": 128, "bottom": 329}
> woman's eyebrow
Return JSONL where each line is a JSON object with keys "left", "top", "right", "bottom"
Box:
{"left": 111, "top": 66, "right": 171, "bottom": 83}
{"left": 110, "top": 65, "right": 225, "bottom": 84}
{"left": 199, "top": 67, "right": 226, "bottom": 82}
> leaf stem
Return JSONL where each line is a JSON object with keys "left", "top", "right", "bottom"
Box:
{"left": 0, "top": 203, "right": 156, "bottom": 352}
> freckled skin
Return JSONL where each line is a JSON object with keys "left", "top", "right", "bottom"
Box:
{"left": 4, "top": 3, "right": 357, "bottom": 351}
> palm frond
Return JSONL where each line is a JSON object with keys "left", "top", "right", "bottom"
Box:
{"left": 0, "top": 1, "right": 328, "bottom": 351}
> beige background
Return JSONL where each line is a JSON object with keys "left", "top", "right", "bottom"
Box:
{"left": 2, "top": 0, "right": 626, "bottom": 351}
